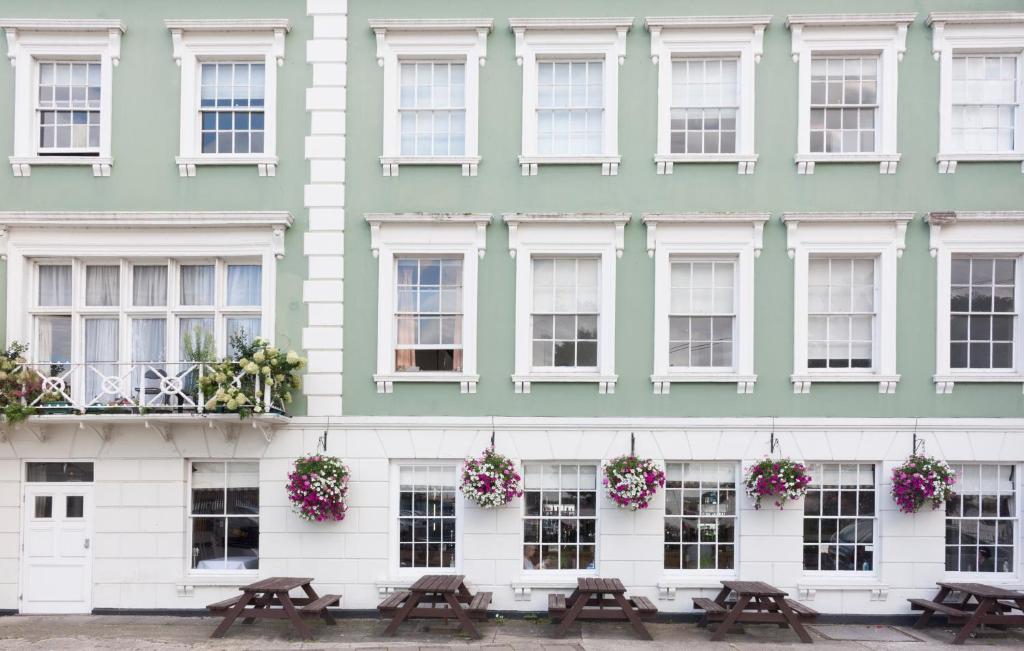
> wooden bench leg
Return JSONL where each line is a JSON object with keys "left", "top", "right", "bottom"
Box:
{"left": 211, "top": 592, "right": 254, "bottom": 639}
{"left": 613, "top": 592, "right": 652, "bottom": 641}
{"left": 384, "top": 591, "right": 422, "bottom": 636}
{"left": 953, "top": 599, "right": 994, "bottom": 646}
{"left": 279, "top": 592, "right": 313, "bottom": 641}
{"left": 774, "top": 596, "right": 813, "bottom": 644}
{"left": 711, "top": 594, "right": 750, "bottom": 642}
{"left": 444, "top": 592, "right": 481, "bottom": 640}
{"left": 554, "top": 590, "right": 590, "bottom": 638}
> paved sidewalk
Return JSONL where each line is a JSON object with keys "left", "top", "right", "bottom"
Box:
{"left": 1, "top": 615, "right": 1024, "bottom": 649}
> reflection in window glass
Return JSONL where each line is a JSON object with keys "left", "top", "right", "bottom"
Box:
{"left": 399, "top": 62, "right": 466, "bottom": 156}
{"left": 950, "top": 257, "right": 1017, "bottom": 370}
{"left": 34, "top": 495, "right": 53, "bottom": 519}
{"left": 200, "top": 62, "right": 266, "bottom": 154}
{"left": 395, "top": 257, "right": 463, "bottom": 372}
{"left": 803, "top": 463, "right": 876, "bottom": 572}
{"left": 397, "top": 465, "right": 457, "bottom": 568}
{"left": 669, "top": 261, "right": 735, "bottom": 368}
{"left": 664, "top": 463, "right": 737, "bottom": 570}
{"left": 531, "top": 258, "right": 599, "bottom": 368}
{"left": 945, "top": 464, "right": 1016, "bottom": 573}
{"left": 670, "top": 58, "right": 739, "bottom": 154}
{"left": 951, "top": 55, "right": 1018, "bottom": 153}
{"left": 523, "top": 464, "right": 597, "bottom": 571}
{"left": 26, "top": 462, "right": 94, "bottom": 482}
{"left": 537, "top": 60, "right": 604, "bottom": 155}
{"left": 190, "top": 461, "right": 259, "bottom": 570}
{"left": 809, "top": 56, "right": 878, "bottom": 153}
{"left": 808, "top": 258, "right": 875, "bottom": 369}
{"left": 66, "top": 495, "right": 84, "bottom": 518}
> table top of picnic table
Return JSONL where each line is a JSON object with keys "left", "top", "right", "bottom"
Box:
{"left": 721, "top": 580, "right": 788, "bottom": 597}
{"left": 409, "top": 574, "right": 466, "bottom": 593}
{"left": 938, "top": 582, "right": 1024, "bottom": 599}
{"left": 239, "top": 577, "right": 313, "bottom": 593}
{"left": 577, "top": 577, "right": 626, "bottom": 593}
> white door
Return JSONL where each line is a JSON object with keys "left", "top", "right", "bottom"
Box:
{"left": 21, "top": 484, "right": 94, "bottom": 613}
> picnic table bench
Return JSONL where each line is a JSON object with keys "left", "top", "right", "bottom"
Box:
{"left": 207, "top": 577, "right": 340, "bottom": 640}
{"left": 547, "top": 577, "right": 657, "bottom": 640}
{"left": 909, "top": 582, "right": 1024, "bottom": 645}
{"left": 694, "top": 580, "right": 817, "bottom": 643}
{"left": 377, "top": 574, "right": 491, "bottom": 639}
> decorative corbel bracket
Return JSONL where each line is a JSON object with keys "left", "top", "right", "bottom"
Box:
{"left": 369, "top": 221, "right": 382, "bottom": 258}
{"left": 507, "top": 221, "right": 519, "bottom": 258}
{"left": 108, "top": 27, "right": 122, "bottom": 66}
{"left": 658, "top": 585, "right": 676, "bottom": 601}
{"left": 0, "top": 225, "right": 8, "bottom": 261}
{"left": 169, "top": 27, "right": 185, "bottom": 66}
{"left": 376, "top": 379, "right": 394, "bottom": 394}
{"left": 513, "top": 378, "right": 530, "bottom": 394}
{"left": 513, "top": 586, "right": 531, "bottom": 601}
{"left": 613, "top": 220, "right": 626, "bottom": 259}
{"left": 145, "top": 420, "right": 173, "bottom": 442}
{"left": 271, "top": 225, "right": 286, "bottom": 260}
{"left": 648, "top": 25, "right": 662, "bottom": 64}
{"left": 752, "top": 220, "right": 765, "bottom": 258}
{"left": 271, "top": 27, "right": 287, "bottom": 66}
{"left": 4, "top": 27, "right": 18, "bottom": 67}
{"left": 894, "top": 220, "right": 908, "bottom": 259}
{"left": 752, "top": 24, "right": 766, "bottom": 64}
{"left": 209, "top": 420, "right": 238, "bottom": 441}
{"left": 459, "top": 380, "right": 477, "bottom": 394}
{"left": 645, "top": 221, "right": 657, "bottom": 258}
{"left": 926, "top": 211, "right": 956, "bottom": 258}
{"left": 79, "top": 421, "right": 112, "bottom": 441}
{"left": 19, "top": 423, "right": 47, "bottom": 442}
{"left": 615, "top": 26, "right": 628, "bottom": 65}
{"left": 789, "top": 24, "right": 803, "bottom": 63}
{"left": 786, "top": 221, "right": 799, "bottom": 259}
{"left": 251, "top": 419, "right": 274, "bottom": 443}
{"left": 512, "top": 26, "right": 526, "bottom": 66}
{"left": 475, "top": 220, "right": 487, "bottom": 259}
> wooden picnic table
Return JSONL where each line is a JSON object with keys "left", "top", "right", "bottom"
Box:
{"left": 693, "top": 580, "right": 817, "bottom": 643}
{"left": 207, "top": 576, "right": 340, "bottom": 640}
{"left": 548, "top": 577, "right": 658, "bottom": 640}
{"left": 377, "top": 574, "right": 492, "bottom": 639}
{"left": 909, "top": 582, "right": 1024, "bottom": 645}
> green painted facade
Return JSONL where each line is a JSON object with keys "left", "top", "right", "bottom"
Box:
{"left": 345, "top": 0, "right": 1024, "bottom": 417}
{"left": 0, "top": 0, "right": 311, "bottom": 415}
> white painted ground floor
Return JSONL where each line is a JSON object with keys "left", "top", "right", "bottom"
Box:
{"left": 1, "top": 417, "right": 1022, "bottom": 616}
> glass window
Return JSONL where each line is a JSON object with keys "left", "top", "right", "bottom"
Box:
{"left": 226, "top": 265, "right": 262, "bottom": 306}
{"left": 190, "top": 461, "right": 259, "bottom": 571}
{"left": 199, "top": 62, "right": 266, "bottom": 154}
{"left": 670, "top": 58, "right": 739, "bottom": 154}
{"left": 950, "top": 257, "right": 1017, "bottom": 370}
{"left": 34, "top": 496, "right": 53, "bottom": 519}
{"left": 37, "top": 61, "right": 101, "bottom": 153}
{"left": 669, "top": 260, "right": 735, "bottom": 368}
{"left": 537, "top": 60, "right": 604, "bottom": 155}
{"left": 66, "top": 495, "right": 84, "bottom": 518}
{"left": 399, "top": 62, "right": 466, "bottom": 156}
{"left": 26, "top": 462, "right": 94, "bottom": 482}
{"left": 664, "top": 463, "right": 737, "bottom": 571}
{"left": 803, "top": 463, "right": 876, "bottom": 572}
{"left": 181, "top": 265, "right": 215, "bottom": 306}
{"left": 85, "top": 265, "right": 119, "bottom": 307}
{"left": 394, "top": 257, "right": 463, "bottom": 372}
{"left": 809, "top": 56, "right": 878, "bottom": 154}
{"left": 808, "top": 258, "right": 875, "bottom": 369}
{"left": 397, "top": 465, "right": 457, "bottom": 569}
{"left": 951, "top": 55, "right": 1018, "bottom": 153}
{"left": 531, "top": 257, "right": 599, "bottom": 368}
{"left": 38, "top": 265, "right": 72, "bottom": 307}
{"left": 523, "top": 463, "right": 597, "bottom": 571}
{"left": 132, "top": 265, "right": 168, "bottom": 307}
{"left": 946, "top": 464, "right": 1017, "bottom": 573}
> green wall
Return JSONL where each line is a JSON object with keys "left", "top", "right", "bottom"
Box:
{"left": 0, "top": 0, "right": 310, "bottom": 415}
{"left": 345, "top": 0, "right": 1024, "bottom": 417}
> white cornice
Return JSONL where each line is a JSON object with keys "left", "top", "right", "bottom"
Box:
{"left": 785, "top": 13, "right": 917, "bottom": 28}
{"left": 508, "top": 17, "right": 634, "bottom": 32}
{"left": 927, "top": 12, "right": 1024, "bottom": 27}
{"left": 0, "top": 18, "right": 126, "bottom": 33}
{"left": 0, "top": 211, "right": 292, "bottom": 228}
{"left": 782, "top": 212, "right": 915, "bottom": 225}
{"left": 642, "top": 213, "right": 769, "bottom": 259}
{"left": 925, "top": 211, "right": 1024, "bottom": 257}
{"left": 645, "top": 15, "right": 772, "bottom": 30}
{"left": 164, "top": 19, "right": 291, "bottom": 33}
{"left": 365, "top": 213, "right": 492, "bottom": 259}
{"left": 502, "top": 212, "right": 631, "bottom": 226}
{"left": 368, "top": 18, "right": 493, "bottom": 33}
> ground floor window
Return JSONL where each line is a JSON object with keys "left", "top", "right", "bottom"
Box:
{"left": 664, "top": 462, "right": 737, "bottom": 571}
{"left": 397, "top": 464, "right": 457, "bottom": 569}
{"left": 189, "top": 461, "right": 259, "bottom": 571}
{"left": 523, "top": 463, "right": 597, "bottom": 571}
{"left": 946, "top": 464, "right": 1017, "bottom": 573}
{"left": 803, "top": 463, "right": 876, "bottom": 572}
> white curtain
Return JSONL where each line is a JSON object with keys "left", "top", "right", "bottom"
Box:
{"left": 85, "top": 266, "right": 119, "bottom": 306}
{"left": 180, "top": 317, "right": 214, "bottom": 361}
{"left": 226, "top": 265, "right": 262, "bottom": 306}
{"left": 85, "top": 318, "right": 118, "bottom": 402}
{"left": 133, "top": 265, "right": 167, "bottom": 307}
{"left": 226, "top": 317, "right": 261, "bottom": 354}
{"left": 37, "top": 316, "right": 71, "bottom": 363}
{"left": 181, "top": 265, "right": 215, "bottom": 306}
{"left": 38, "top": 265, "right": 72, "bottom": 306}
{"left": 132, "top": 318, "right": 166, "bottom": 363}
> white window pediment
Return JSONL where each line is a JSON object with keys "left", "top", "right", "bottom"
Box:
{"left": 370, "top": 19, "right": 493, "bottom": 177}
{"left": 2, "top": 19, "right": 125, "bottom": 177}
{"left": 645, "top": 16, "right": 771, "bottom": 175}
{"left": 510, "top": 18, "right": 632, "bottom": 176}
{"left": 787, "top": 14, "right": 915, "bottom": 175}
{"left": 643, "top": 213, "right": 768, "bottom": 395}
{"left": 926, "top": 211, "right": 1024, "bottom": 393}
{"left": 165, "top": 19, "right": 290, "bottom": 177}
{"left": 783, "top": 212, "right": 913, "bottom": 394}
{"left": 927, "top": 13, "right": 1024, "bottom": 174}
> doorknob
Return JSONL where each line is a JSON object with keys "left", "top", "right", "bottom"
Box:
{"left": 84, "top": 538, "right": 90, "bottom": 549}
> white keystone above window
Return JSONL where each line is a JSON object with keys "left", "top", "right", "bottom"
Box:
{"left": 369, "top": 18, "right": 493, "bottom": 178}
{"left": 787, "top": 13, "right": 916, "bottom": 175}
{"left": 784, "top": 212, "right": 913, "bottom": 394}
{"left": 926, "top": 211, "right": 1024, "bottom": 394}
{"left": 927, "top": 13, "right": 1024, "bottom": 175}
{"left": 166, "top": 19, "right": 290, "bottom": 178}
{"left": 645, "top": 16, "right": 771, "bottom": 176}
{"left": 1, "top": 19, "right": 125, "bottom": 177}
{"left": 366, "top": 213, "right": 491, "bottom": 395}
{"left": 510, "top": 18, "right": 633, "bottom": 176}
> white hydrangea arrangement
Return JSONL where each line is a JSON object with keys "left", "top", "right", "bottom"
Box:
{"left": 199, "top": 334, "right": 306, "bottom": 417}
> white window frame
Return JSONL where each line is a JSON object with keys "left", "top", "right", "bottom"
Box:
{"left": 787, "top": 13, "right": 915, "bottom": 175}
{"left": 927, "top": 211, "right": 1024, "bottom": 393}
{"left": 661, "top": 461, "right": 740, "bottom": 580}
{"left": 784, "top": 212, "right": 912, "bottom": 394}
{"left": 944, "top": 462, "right": 1021, "bottom": 581}
{"left": 370, "top": 19, "right": 492, "bottom": 177}
{"left": 388, "top": 461, "right": 463, "bottom": 578}
{"left": 802, "top": 461, "right": 881, "bottom": 579}
{"left": 644, "top": 213, "right": 766, "bottom": 394}
{"left": 2, "top": 19, "right": 124, "bottom": 177}
{"left": 186, "top": 459, "right": 261, "bottom": 577}
{"left": 520, "top": 461, "right": 600, "bottom": 577}
{"left": 646, "top": 16, "right": 770, "bottom": 175}
{"left": 166, "top": 20, "right": 289, "bottom": 178}
{"left": 510, "top": 17, "right": 632, "bottom": 176}
{"left": 366, "top": 213, "right": 489, "bottom": 394}
{"left": 928, "top": 13, "right": 1024, "bottom": 174}
{"left": 505, "top": 213, "right": 629, "bottom": 394}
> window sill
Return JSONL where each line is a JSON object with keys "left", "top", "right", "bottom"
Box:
{"left": 797, "top": 579, "right": 889, "bottom": 602}
{"left": 791, "top": 373, "right": 900, "bottom": 395}
{"left": 379, "top": 155, "right": 481, "bottom": 177}
{"left": 175, "top": 155, "right": 278, "bottom": 177}
{"left": 176, "top": 572, "right": 258, "bottom": 594}
{"left": 794, "top": 152, "right": 901, "bottom": 175}
{"left": 511, "top": 574, "right": 591, "bottom": 601}
{"left": 374, "top": 372, "right": 480, "bottom": 394}
{"left": 657, "top": 575, "right": 736, "bottom": 600}
{"left": 518, "top": 154, "right": 621, "bottom": 176}
{"left": 654, "top": 153, "right": 758, "bottom": 175}
{"left": 652, "top": 373, "right": 756, "bottom": 395}
{"left": 512, "top": 373, "right": 617, "bottom": 395}
{"left": 934, "top": 373, "right": 1024, "bottom": 395}
{"left": 10, "top": 155, "right": 112, "bottom": 177}
{"left": 936, "top": 152, "right": 1024, "bottom": 174}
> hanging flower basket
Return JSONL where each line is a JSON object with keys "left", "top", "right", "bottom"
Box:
{"left": 287, "top": 455, "right": 350, "bottom": 522}
{"left": 744, "top": 457, "right": 812, "bottom": 510}
{"left": 460, "top": 446, "right": 523, "bottom": 508}
{"left": 602, "top": 455, "right": 666, "bottom": 511}
{"left": 891, "top": 454, "right": 956, "bottom": 514}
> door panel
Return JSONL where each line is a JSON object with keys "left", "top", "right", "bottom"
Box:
{"left": 21, "top": 485, "right": 93, "bottom": 613}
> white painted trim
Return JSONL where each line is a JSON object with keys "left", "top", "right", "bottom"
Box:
{"left": 511, "top": 18, "right": 631, "bottom": 175}
{"left": 387, "top": 461, "right": 464, "bottom": 578}
{"left": 3, "top": 20, "right": 124, "bottom": 176}
{"left": 646, "top": 15, "right": 769, "bottom": 175}
{"left": 787, "top": 14, "right": 914, "bottom": 174}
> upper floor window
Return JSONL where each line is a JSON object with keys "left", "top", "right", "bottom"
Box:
{"left": 166, "top": 19, "right": 289, "bottom": 177}
{"left": 951, "top": 56, "right": 1017, "bottom": 154}
{"left": 671, "top": 59, "right": 738, "bottom": 156}
{"left": 531, "top": 257, "right": 599, "bottom": 368}
{"left": 523, "top": 463, "right": 597, "bottom": 572}
{"left": 370, "top": 18, "right": 492, "bottom": 177}
{"left": 807, "top": 257, "right": 875, "bottom": 370}
{"left": 950, "top": 257, "right": 1016, "bottom": 370}
{"left": 395, "top": 257, "right": 464, "bottom": 373}
{"left": 669, "top": 260, "right": 735, "bottom": 369}
{"left": 190, "top": 460, "right": 260, "bottom": 572}
{"left": 803, "top": 463, "right": 876, "bottom": 573}
{"left": 511, "top": 18, "right": 631, "bottom": 176}
{"left": 945, "top": 464, "right": 1017, "bottom": 574}
{"left": 1, "top": 19, "right": 124, "bottom": 176}
{"left": 809, "top": 56, "right": 878, "bottom": 155}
